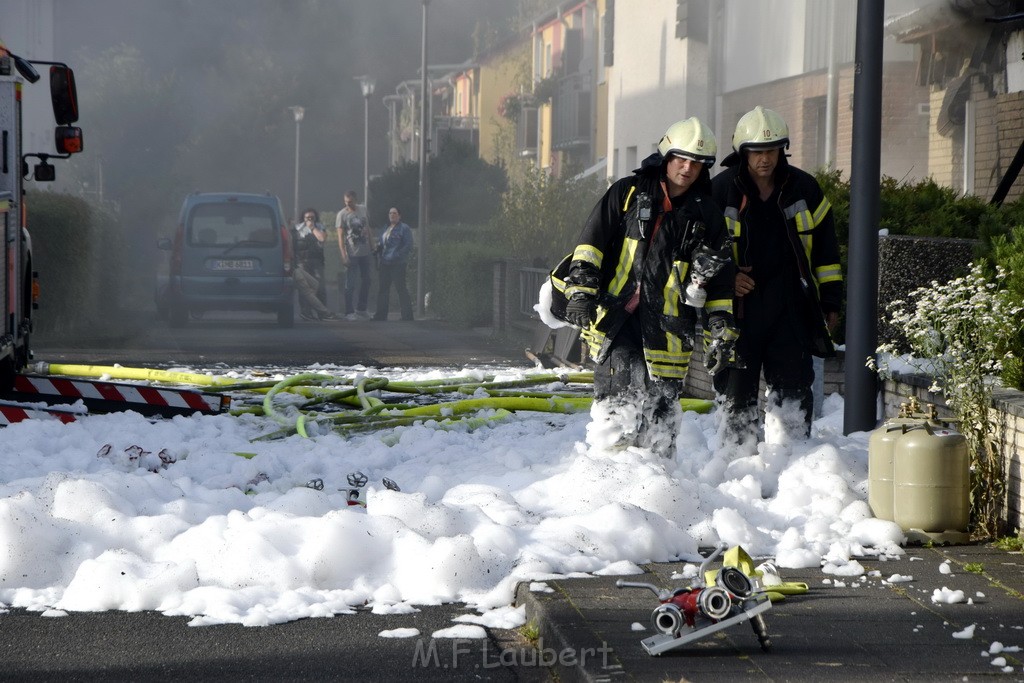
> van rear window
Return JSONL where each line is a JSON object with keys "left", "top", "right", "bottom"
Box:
{"left": 188, "top": 203, "right": 278, "bottom": 246}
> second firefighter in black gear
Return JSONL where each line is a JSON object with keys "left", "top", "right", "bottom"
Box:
{"left": 711, "top": 106, "right": 843, "bottom": 447}
{"left": 558, "top": 117, "right": 738, "bottom": 458}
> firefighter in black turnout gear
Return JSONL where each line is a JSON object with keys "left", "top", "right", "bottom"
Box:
{"left": 711, "top": 106, "right": 843, "bottom": 447}
{"left": 554, "top": 118, "right": 737, "bottom": 458}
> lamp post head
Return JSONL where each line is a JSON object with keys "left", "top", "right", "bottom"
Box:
{"left": 289, "top": 105, "right": 305, "bottom": 123}
{"left": 357, "top": 75, "right": 376, "bottom": 98}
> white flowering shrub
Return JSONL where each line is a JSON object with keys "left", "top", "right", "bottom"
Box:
{"left": 869, "top": 263, "right": 1024, "bottom": 537}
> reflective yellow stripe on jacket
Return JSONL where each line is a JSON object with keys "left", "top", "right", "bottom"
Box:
{"left": 644, "top": 347, "right": 692, "bottom": 380}
{"left": 783, "top": 196, "right": 840, "bottom": 289}
{"left": 565, "top": 244, "right": 604, "bottom": 298}
{"left": 723, "top": 207, "right": 742, "bottom": 262}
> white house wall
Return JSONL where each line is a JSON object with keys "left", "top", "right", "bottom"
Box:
{"left": 605, "top": 0, "right": 925, "bottom": 182}
{"left": 607, "top": 0, "right": 710, "bottom": 179}
{"left": 1008, "top": 30, "right": 1024, "bottom": 94}
{"left": 721, "top": 0, "right": 813, "bottom": 92}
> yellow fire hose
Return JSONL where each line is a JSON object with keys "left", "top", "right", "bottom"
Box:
{"left": 28, "top": 362, "right": 714, "bottom": 441}
{"left": 30, "top": 361, "right": 236, "bottom": 387}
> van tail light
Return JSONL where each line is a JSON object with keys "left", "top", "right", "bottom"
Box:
{"left": 280, "top": 224, "right": 293, "bottom": 274}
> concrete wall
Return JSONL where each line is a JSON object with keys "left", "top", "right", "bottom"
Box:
{"left": 607, "top": 0, "right": 708, "bottom": 179}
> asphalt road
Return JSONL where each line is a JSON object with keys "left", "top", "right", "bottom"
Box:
{"left": 0, "top": 603, "right": 547, "bottom": 682}
{"left": 32, "top": 310, "right": 530, "bottom": 369}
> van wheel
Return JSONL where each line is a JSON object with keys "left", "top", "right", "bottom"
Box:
{"left": 169, "top": 305, "right": 188, "bottom": 328}
{"left": 277, "top": 301, "right": 295, "bottom": 328}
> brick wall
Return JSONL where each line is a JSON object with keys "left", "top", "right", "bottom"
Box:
{"left": 974, "top": 90, "right": 1024, "bottom": 204}
{"left": 683, "top": 348, "right": 845, "bottom": 405}
{"left": 878, "top": 62, "right": 930, "bottom": 182}
{"left": 719, "top": 62, "right": 929, "bottom": 182}
{"left": 927, "top": 82, "right": 1024, "bottom": 203}
{"left": 929, "top": 87, "right": 960, "bottom": 189}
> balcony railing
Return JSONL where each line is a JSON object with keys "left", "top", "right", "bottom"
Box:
{"left": 434, "top": 115, "right": 479, "bottom": 131}
{"left": 518, "top": 267, "right": 549, "bottom": 317}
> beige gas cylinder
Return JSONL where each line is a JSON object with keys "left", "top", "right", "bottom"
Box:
{"left": 867, "top": 398, "right": 926, "bottom": 521}
{"left": 892, "top": 420, "right": 969, "bottom": 536}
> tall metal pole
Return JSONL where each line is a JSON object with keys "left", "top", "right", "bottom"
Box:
{"left": 417, "top": 0, "right": 430, "bottom": 318}
{"left": 294, "top": 118, "right": 300, "bottom": 222}
{"left": 357, "top": 75, "right": 375, "bottom": 216}
{"left": 363, "top": 93, "right": 369, "bottom": 213}
{"left": 843, "top": 0, "right": 884, "bottom": 434}
{"left": 289, "top": 106, "right": 305, "bottom": 222}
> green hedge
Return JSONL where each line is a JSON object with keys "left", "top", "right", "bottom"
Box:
{"left": 24, "top": 190, "right": 117, "bottom": 334}
{"left": 425, "top": 222, "right": 503, "bottom": 327}
{"left": 816, "top": 170, "right": 1024, "bottom": 388}
{"left": 816, "top": 170, "right": 1023, "bottom": 250}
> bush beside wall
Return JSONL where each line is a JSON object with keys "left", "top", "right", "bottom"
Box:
{"left": 877, "top": 235, "right": 979, "bottom": 346}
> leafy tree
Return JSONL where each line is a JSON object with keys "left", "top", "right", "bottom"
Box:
{"left": 26, "top": 191, "right": 119, "bottom": 334}
{"left": 429, "top": 139, "right": 509, "bottom": 224}
{"left": 492, "top": 165, "right": 606, "bottom": 265}
{"left": 368, "top": 140, "right": 507, "bottom": 229}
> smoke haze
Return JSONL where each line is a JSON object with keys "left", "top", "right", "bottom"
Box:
{"left": 56, "top": 0, "right": 516, "bottom": 220}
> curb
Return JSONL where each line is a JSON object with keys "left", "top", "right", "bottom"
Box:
{"left": 516, "top": 543, "right": 1024, "bottom": 682}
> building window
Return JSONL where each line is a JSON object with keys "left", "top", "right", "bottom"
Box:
{"left": 676, "top": 0, "right": 708, "bottom": 42}
{"left": 518, "top": 106, "right": 539, "bottom": 157}
{"left": 626, "top": 145, "right": 638, "bottom": 173}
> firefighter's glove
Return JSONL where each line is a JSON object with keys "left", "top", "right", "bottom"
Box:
{"left": 565, "top": 293, "right": 597, "bottom": 329}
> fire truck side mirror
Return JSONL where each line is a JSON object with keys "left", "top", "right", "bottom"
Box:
{"left": 12, "top": 53, "right": 40, "bottom": 83}
{"left": 49, "top": 64, "right": 79, "bottom": 126}
{"left": 33, "top": 161, "right": 56, "bottom": 182}
{"left": 55, "top": 126, "right": 83, "bottom": 155}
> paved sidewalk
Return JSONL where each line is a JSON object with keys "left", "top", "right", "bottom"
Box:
{"left": 517, "top": 543, "right": 1024, "bottom": 682}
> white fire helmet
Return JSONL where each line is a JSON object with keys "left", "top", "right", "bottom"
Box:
{"left": 732, "top": 105, "right": 790, "bottom": 153}
{"left": 657, "top": 117, "right": 717, "bottom": 165}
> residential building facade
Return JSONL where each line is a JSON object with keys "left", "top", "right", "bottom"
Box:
{"left": 386, "top": 0, "right": 1023, "bottom": 208}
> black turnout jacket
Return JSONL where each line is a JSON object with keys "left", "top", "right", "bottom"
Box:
{"left": 556, "top": 153, "right": 735, "bottom": 380}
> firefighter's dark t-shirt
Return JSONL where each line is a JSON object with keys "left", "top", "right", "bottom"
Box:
{"left": 743, "top": 190, "right": 802, "bottom": 326}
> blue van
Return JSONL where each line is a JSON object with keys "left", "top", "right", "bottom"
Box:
{"left": 158, "top": 192, "right": 295, "bottom": 327}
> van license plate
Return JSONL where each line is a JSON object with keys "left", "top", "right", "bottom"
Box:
{"left": 211, "top": 259, "right": 256, "bottom": 271}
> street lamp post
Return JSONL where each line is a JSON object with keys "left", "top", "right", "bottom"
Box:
{"left": 417, "top": 0, "right": 430, "bottom": 318}
{"left": 356, "top": 76, "right": 376, "bottom": 216}
{"left": 288, "top": 105, "right": 305, "bottom": 223}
